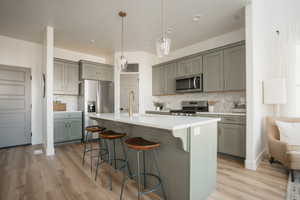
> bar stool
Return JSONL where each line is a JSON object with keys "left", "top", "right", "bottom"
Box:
{"left": 82, "top": 125, "right": 107, "bottom": 172}
{"left": 120, "top": 137, "right": 167, "bottom": 200}
{"left": 95, "top": 130, "right": 132, "bottom": 190}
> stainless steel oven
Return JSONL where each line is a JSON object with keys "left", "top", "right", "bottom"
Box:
{"left": 176, "top": 74, "right": 203, "bottom": 93}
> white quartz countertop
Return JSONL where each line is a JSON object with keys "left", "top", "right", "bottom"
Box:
{"left": 89, "top": 113, "right": 220, "bottom": 131}
{"left": 146, "top": 110, "right": 246, "bottom": 116}
{"left": 54, "top": 111, "right": 83, "bottom": 114}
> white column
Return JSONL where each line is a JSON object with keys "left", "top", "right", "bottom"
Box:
{"left": 42, "top": 26, "right": 54, "bottom": 156}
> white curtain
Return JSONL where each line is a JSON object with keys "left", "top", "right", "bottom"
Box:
{"left": 279, "top": 24, "right": 300, "bottom": 117}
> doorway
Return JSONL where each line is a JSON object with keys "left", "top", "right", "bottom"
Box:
{"left": 0, "top": 65, "right": 31, "bottom": 148}
{"left": 120, "top": 74, "right": 139, "bottom": 113}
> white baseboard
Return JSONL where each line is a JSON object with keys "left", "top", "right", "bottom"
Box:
{"left": 245, "top": 148, "right": 266, "bottom": 170}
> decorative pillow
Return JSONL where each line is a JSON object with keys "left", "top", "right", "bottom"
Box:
{"left": 275, "top": 120, "right": 300, "bottom": 145}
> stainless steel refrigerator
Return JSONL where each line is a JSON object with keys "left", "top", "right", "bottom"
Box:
{"left": 79, "top": 80, "right": 114, "bottom": 139}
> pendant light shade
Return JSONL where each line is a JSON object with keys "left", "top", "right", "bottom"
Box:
{"left": 156, "top": 37, "right": 171, "bottom": 58}
{"left": 119, "top": 11, "right": 128, "bottom": 70}
{"left": 156, "top": 0, "right": 171, "bottom": 57}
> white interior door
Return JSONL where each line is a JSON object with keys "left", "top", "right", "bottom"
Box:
{"left": 0, "top": 65, "right": 31, "bottom": 148}
{"left": 120, "top": 74, "right": 139, "bottom": 113}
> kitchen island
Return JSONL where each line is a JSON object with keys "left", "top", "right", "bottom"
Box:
{"left": 90, "top": 113, "right": 220, "bottom": 200}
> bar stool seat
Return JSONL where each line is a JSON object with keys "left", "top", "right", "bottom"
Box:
{"left": 86, "top": 125, "right": 105, "bottom": 133}
{"left": 99, "top": 130, "right": 126, "bottom": 140}
{"left": 125, "top": 137, "right": 160, "bottom": 151}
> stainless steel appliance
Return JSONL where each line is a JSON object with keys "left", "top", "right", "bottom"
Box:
{"left": 175, "top": 74, "right": 203, "bottom": 93}
{"left": 79, "top": 80, "right": 114, "bottom": 140}
{"left": 87, "top": 101, "right": 96, "bottom": 112}
{"left": 170, "top": 101, "right": 208, "bottom": 116}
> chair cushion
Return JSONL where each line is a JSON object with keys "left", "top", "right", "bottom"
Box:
{"left": 275, "top": 120, "right": 300, "bottom": 145}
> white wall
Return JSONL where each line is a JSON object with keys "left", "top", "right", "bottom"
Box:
{"left": 245, "top": 0, "right": 300, "bottom": 169}
{"left": 0, "top": 34, "right": 107, "bottom": 145}
{"left": 114, "top": 51, "right": 158, "bottom": 114}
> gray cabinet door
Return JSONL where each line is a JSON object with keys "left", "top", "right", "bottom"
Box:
{"left": 223, "top": 45, "right": 246, "bottom": 91}
{"left": 80, "top": 61, "right": 114, "bottom": 81}
{"left": 164, "top": 63, "right": 177, "bottom": 94}
{"left": 54, "top": 60, "right": 79, "bottom": 95}
{"left": 64, "top": 63, "right": 79, "bottom": 95}
{"left": 177, "top": 56, "right": 203, "bottom": 76}
{"left": 68, "top": 119, "right": 82, "bottom": 140}
{"left": 53, "top": 61, "right": 65, "bottom": 94}
{"left": 203, "top": 51, "right": 224, "bottom": 92}
{"left": 54, "top": 119, "right": 68, "bottom": 143}
{"left": 152, "top": 66, "right": 165, "bottom": 96}
{"left": 218, "top": 123, "right": 245, "bottom": 158}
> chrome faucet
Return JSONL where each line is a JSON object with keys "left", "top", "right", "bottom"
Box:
{"left": 128, "top": 90, "right": 135, "bottom": 118}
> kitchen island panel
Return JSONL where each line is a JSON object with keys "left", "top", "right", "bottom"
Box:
{"left": 91, "top": 115, "right": 217, "bottom": 200}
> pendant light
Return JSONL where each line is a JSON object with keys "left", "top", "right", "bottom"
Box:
{"left": 119, "top": 11, "right": 128, "bottom": 70}
{"left": 156, "top": 0, "right": 171, "bottom": 57}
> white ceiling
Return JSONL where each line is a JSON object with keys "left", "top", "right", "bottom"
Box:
{"left": 0, "top": 0, "right": 246, "bottom": 57}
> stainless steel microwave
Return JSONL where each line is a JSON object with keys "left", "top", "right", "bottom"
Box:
{"left": 175, "top": 74, "right": 203, "bottom": 93}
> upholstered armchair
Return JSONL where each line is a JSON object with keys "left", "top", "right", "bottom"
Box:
{"left": 266, "top": 116, "right": 300, "bottom": 182}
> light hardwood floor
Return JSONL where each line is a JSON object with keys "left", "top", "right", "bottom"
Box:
{"left": 0, "top": 143, "right": 288, "bottom": 200}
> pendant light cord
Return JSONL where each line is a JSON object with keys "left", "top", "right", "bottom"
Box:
{"left": 121, "top": 16, "right": 124, "bottom": 57}
{"left": 161, "top": 0, "right": 165, "bottom": 38}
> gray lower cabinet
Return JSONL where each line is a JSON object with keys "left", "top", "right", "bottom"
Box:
{"left": 54, "top": 113, "right": 82, "bottom": 143}
{"left": 223, "top": 45, "right": 246, "bottom": 91}
{"left": 203, "top": 51, "right": 224, "bottom": 92}
{"left": 197, "top": 114, "right": 246, "bottom": 158}
{"left": 54, "top": 59, "right": 79, "bottom": 95}
{"left": 218, "top": 123, "right": 246, "bottom": 158}
{"left": 80, "top": 60, "right": 113, "bottom": 81}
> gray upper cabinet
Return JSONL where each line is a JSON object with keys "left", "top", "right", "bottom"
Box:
{"left": 177, "top": 56, "right": 203, "bottom": 76}
{"left": 164, "top": 62, "right": 177, "bottom": 94}
{"left": 152, "top": 65, "right": 165, "bottom": 96}
{"left": 54, "top": 59, "right": 79, "bottom": 95}
{"left": 80, "top": 60, "right": 113, "bottom": 81}
{"left": 223, "top": 45, "right": 246, "bottom": 91}
{"left": 203, "top": 51, "right": 224, "bottom": 92}
{"left": 152, "top": 42, "right": 245, "bottom": 95}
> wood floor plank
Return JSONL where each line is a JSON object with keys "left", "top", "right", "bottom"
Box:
{"left": 0, "top": 144, "right": 288, "bottom": 200}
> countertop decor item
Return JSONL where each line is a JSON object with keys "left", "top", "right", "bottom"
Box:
{"left": 153, "top": 102, "right": 164, "bottom": 111}
{"left": 208, "top": 101, "right": 217, "bottom": 113}
{"left": 53, "top": 101, "right": 66, "bottom": 111}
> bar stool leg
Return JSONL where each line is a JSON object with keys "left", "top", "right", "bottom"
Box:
{"left": 82, "top": 132, "right": 88, "bottom": 165}
{"left": 90, "top": 135, "right": 93, "bottom": 173}
{"left": 108, "top": 140, "right": 113, "bottom": 191}
{"left": 137, "top": 151, "right": 141, "bottom": 200}
{"left": 143, "top": 151, "right": 146, "bottom": 189}
{"left": 153, "top": 149, "right": 167, "bottom": 200}
{"left": 120, "top": 139, "right": 132, "bottom": 178}
{"left": 113, "top": 139, "right": 117, "bottom": 169}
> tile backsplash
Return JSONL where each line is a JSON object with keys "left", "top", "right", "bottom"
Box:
{"left": 54, "top": 95, "right": 78, "bottom": 111}
{"left": 152, "top": 92, "right": 246, "bottom": 113}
